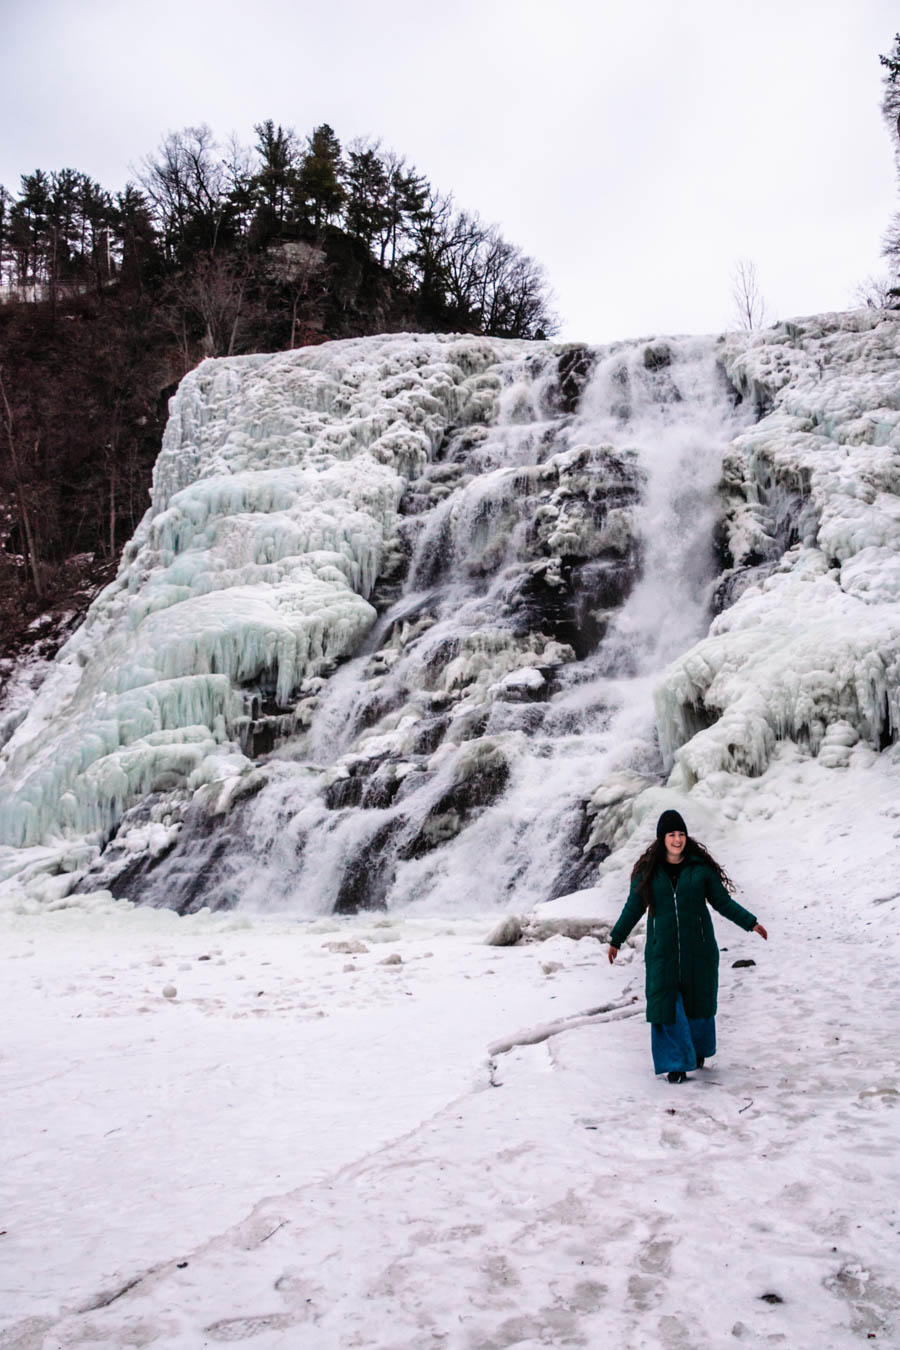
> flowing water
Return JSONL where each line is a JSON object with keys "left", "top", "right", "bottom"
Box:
{"left": 86, "top": 336, "right": 752, "bottom": 915}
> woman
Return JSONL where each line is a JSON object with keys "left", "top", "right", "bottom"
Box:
{"left": 607, "top": 809, "right": 767, "bottom": 1083}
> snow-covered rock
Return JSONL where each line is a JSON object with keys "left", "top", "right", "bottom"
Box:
{"left": 658, "top": 311, "right": 900, "bottom": 785}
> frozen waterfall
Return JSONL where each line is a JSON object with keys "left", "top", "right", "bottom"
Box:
{"left": 2, "top": 314, "right": 899, "bottom": 913}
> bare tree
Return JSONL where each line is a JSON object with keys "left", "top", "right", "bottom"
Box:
{"left": 443, "top": 210, "right": 489, "bottom": 319}
{"left": 730, "top": 258, "right": 769, "bottom": 331}
{"left": 880, "top": 35, "right": 900, "bottom": 278}
{"left": 0, "top": 369, "right": 42, "bottom": 598}
{"left": 162, "top": 251, "right": 265, "bottom": 363}
{"left": 139, "top": 125, "right": 230, "bottom": 261}
{"left": 851, "top": 273, "right": 896, "bottom": 309}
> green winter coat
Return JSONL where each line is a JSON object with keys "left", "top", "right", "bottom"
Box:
{"left": 609, "top": 857, "right": 757, "bottom": 1024}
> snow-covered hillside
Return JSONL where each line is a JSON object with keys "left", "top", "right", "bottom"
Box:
{"left": 3, "top": 312, "right": 897, "bottom": 914}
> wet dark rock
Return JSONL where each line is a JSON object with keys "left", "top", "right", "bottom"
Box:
{"left": 773, "top": 487, "right": 817, "bottom": 553}
{"left": 730, "top": 376, "right": 774, "bottom": 419}
{"left": 397, "top": 742, "right": 510, "bottom": 862}
{"left": 409, "top": 714, "right": 449, "bottom": 754}
{"left": 877, "top": 696, "right": 896, "bottom": 750}
{"left": 493, "top": 676, "right": 550, "bottom": 705}
{"left": 238, "top": 713, "right": 297, "bottom": 758}
{"left": 575, "top": 556, "right": 636, "bottom": 608}
{"left": 547, "top": 346, "right": 598, "bottom": 415}
{"left": 324, "top": 775, "right": 364, "bottom": 810}
{"left": 570, "top": 558, "right": 637, "bottom": 655}
{"left": 444, "top": 707, "right": 489, "bottom": 743}
{"left": 91, "top": 847, "right": 173, "bottom": 902}
{"left": 418, "top": 635, "right": 461, "bottom": 688}
{"left": 234, "top": 678, "right": 305, "bottom": 757}
{"left": 119, "top": 815, "right": 232, "bottom": 913}
{"left": 432, "top": 752, "right": 510, "bottom": 818}
{"left": 408, "top": 514, "right": 454, "bottom": 589}
{"left": 643, "top": 343, "right": 671, "bottom": 371}
{"left": 399, "top": 464, "right": 470, "bottom": 518}
{"left": 507, "top": 563, "right": 572, "bottom": 647}
{"left": 238, "top": 678, "right": 293, "bottom": 720}
{"left": 360, "top": 766, "right": 404, "bottom": 810}
{"left": 547, "top": 801, "right": 612, "bottom": 899}
{"left": 334, "top": 819, "right": 402, "bottom": 913}
{"left": 73, "top": 792, "right": 187, "bottom": 898}
{"left": 368, "top": 532, "right": 413, "bottom": 610}
{"left": 712, "top": 561, "right": 779, "bottom": 613}
{"left": 732, "top": 958, "right": 756, "bottom": 968}
{"left": 485, "top": 702, "right": 547, "bottom": 735}
{"left": 507, "top": 554, "right": 637, "bottom": 660}
{"left": 397, "top": 810, "right": 463, "bottom": 860}
{"left": 356, "top": 686, "right": 407, "bottom": 731}
{"left": 79, "top": 780, "right": 290, "bottom": 913}
{"left": 324, "top": 752, "right": 406, "bottom": 811}
{"left": 393, "top": 766, "right": 431, "bottom": 804}
{"left": 437, "top": 425, "right": 489, "bottom": 465}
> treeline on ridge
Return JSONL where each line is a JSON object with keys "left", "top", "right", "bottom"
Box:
{"left": 0, "top": 121, "right": 557, "bottom": 655}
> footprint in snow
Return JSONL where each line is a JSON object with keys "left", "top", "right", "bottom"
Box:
{"left": 204, "top": 1313, "right": 297, "bottom": 1341}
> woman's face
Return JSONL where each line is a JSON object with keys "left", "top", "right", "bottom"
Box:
{"left": 664, "top": 830, "right": 686, "bottom": 859}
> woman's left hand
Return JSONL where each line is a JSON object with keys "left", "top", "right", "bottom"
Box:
{"left": 753, "top": 923, "right": 768, "bottom": 940}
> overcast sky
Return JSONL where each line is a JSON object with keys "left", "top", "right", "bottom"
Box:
{"left": 3, "top": 0, "right": 898, "bottom": 342}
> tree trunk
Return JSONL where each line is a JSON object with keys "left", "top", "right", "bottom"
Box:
{"left": 108, "top": 455, "right": 117, "bottom": 559}
{"left": 0, "top": 375, "right": 43, "bottom": 599}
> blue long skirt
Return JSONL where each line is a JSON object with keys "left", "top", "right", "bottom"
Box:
{"left": 651, "top": 991, "right": 716, "bottom": 1075}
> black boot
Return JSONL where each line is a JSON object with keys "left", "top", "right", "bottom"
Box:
{"left": 666, "top": 1071, "right": 687, "bottom": 1083}
{"left": 696, "top": 1057, "right": 705, "bottom": 1069}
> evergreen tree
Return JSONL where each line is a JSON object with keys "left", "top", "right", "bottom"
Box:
{"left": 405, "top": 189, "right": 454, "bottom": 320}
{"left": 77, "top": 176, "right": 116, "bottom": 291}
{"left": 297, "top": 124, "right": 345, "bottom": 235}
{"left": 0, "top": 185, "right": 11, "bottom": 287}
{"left": 379, "top": 156, "right": 429, "bottom": 269}
{"left": 251, "top": 120, "right": 299, "bottom": 238}
{"left": 344, "top": 142, "right": 390, "bottom": 252}
{"left": 9, "top": 171, "right": 51, "bottom": 284}
{"left": 113, "top": 185, "right": 160, "bottom": 291}
{"left": 48, "top": 168, "right": 81, "bottom": 281}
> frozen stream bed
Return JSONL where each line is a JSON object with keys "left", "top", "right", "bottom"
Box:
{"left": 3, "top": 752, "right": 899, "bottom": 1349}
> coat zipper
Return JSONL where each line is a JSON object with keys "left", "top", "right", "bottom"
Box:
{"left": 670, "top": 872, "right": 682, "bottom": 983}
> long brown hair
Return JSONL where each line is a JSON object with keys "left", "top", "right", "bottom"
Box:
{"left": 630, "top": 837, "right": 735, "bottom": 912}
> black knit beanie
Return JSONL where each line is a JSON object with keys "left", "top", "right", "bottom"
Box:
{"left": 656, "top": 809, "right": 688, "bottom": 840}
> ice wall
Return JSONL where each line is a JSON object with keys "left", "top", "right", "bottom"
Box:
{"left": 656, "top": 311, "right": 900, "bottom": 786}
{"left": 0, "top": 335, "right": 520, "bottom": 850}
{"left": 1, "top": 312, "right": 898, "bottom": 912}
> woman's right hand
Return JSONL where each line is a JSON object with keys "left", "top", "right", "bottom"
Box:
{"left": 607, "top": 945, "right": 618, "bottom": 964}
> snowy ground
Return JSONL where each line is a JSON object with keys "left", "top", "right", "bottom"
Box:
{"left": 2, "top": 752, "right": 900, "bottom": 1350}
